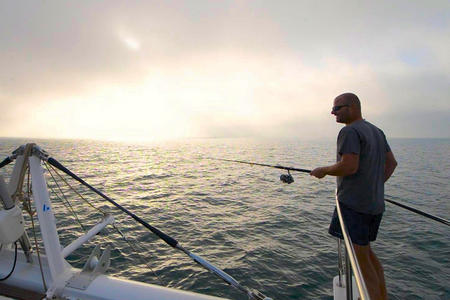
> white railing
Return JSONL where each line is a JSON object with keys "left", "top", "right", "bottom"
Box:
{"left": 335, "top": 194, "right": 370, "bottom": 300}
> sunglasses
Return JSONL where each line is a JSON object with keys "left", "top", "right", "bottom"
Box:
{"left": 332, "top": 104, "right": 349, "bottom": 112}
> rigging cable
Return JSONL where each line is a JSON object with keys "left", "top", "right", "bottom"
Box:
{"left": 46, "top": 156, "right": 271, "bottom": 300}
{"left": 111, "top": 224, "right": 165, "bottom": 286}
{"left": 1, "top": 152, "right": 166, "bottom": 291}
{"left": 44, "top": 163, "right": 86, "bottom": 231}
{"left": 46, "top": 161, "right": 165, "bottom": 286}
{"left": 46, "top": 163, "right": 105, "bottom": 215}
{"left": 47, "top": 162, "right": 166, "bottom": 286}
{"left": 0, "top": 242, "right": 18, "bottom": 281}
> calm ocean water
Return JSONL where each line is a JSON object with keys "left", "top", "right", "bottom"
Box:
{"left": 0, "top": 137, "right": 448, "bottom": 299}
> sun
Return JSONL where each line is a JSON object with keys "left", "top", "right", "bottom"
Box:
{"left": 123, "top": 37, "right": 140, "bottom": 51}
{"left": 118, "top": 30, "right": 141, "bottom": 51}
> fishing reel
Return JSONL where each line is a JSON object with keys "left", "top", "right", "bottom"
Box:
{"left": 280, "top": 170, "right": 294, "bottom": 184}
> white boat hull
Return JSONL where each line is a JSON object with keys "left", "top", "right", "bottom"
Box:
{"left": 0, "top": 246, "right": 227, "bottom": 300}
{"left": 333, "top": 275, "right": 360, "bottom": 300}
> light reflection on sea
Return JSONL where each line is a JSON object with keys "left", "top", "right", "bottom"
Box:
{"left": 0, "top": 137, "right": 448, "bottom": 299}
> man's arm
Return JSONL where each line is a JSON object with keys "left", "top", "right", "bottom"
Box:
{"left": 384, "top": 151, "right": 397, "bottom": 182}
{"left": 310, "top": 153, "right": 359, "bottom": 179}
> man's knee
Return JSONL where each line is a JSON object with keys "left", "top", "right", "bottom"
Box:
{"left": 353, "top": 243, "right": 371, "bottom": 257}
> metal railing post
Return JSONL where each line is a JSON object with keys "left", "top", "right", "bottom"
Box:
{"left": 345, "top": 248, "right": 353, "bottom": 300}
{"left": 338, "top": 238, "right": 343, "bottom": 287}
{"left": 335, "top": 193, "right": 370, "bottom": 300}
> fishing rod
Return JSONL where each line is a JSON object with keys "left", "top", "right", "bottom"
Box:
{"left": 46, "top": 156, "right": 271, "bottom": 300}
{"left": 210, "top": 158, "right": 311, "bottom": 184}
{"left": 213, "top": 158, "right": 311, "bottom": 173}
{"left": 384, "top": 197, "right": 449, "bottom": 226}
{"left": 0, "top": 156, "right": 14, "bottom": 169}
{"left": 212, "top": 158, "right": 450, "bottom": 227}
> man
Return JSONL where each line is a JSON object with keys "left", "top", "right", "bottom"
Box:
{"left": 311, "top": 93, "right": 397, "bottom": 300}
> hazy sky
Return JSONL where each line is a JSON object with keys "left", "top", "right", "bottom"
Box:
{"left": 1, "top": 1, "right": 449, "bottom": 141}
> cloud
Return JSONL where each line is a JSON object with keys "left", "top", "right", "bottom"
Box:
{"left": 0, "top": 0, "right": 449, "bottom": 140}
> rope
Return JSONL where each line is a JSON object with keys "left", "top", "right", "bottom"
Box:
{"left": 11, "top": 144, "right": 34, "bottom": 202}
{"left": 45, "top": 162, "right": 165, "bottom": 286}
{"left": 45, "top": 162, "right": 105, "bottom": 215}
{"left": 0, "top": 242, "right": 17, "bottom": 281}
{"left": 112, "top": 224, "right": 165, "bottom": 286}
{"left": 44, "top": 163, "right": 86, "bottom": 231}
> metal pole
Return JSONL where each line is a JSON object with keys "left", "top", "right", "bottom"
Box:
{"left": 0, "top": 176, "right": 14, "bottom": 209}
{"left": 6, "top": 147, "right": 34, "bottom": 263}
{"left": 338, "top": 238, "right": 343, "bottom": 287}
{"left": 29, "top": 154, "right": 67, "bottom": 279}
{"left": 62, "top": 215, "right": 114, "bottom": 258}
{"left": 345, "top": 248, "right": 353, "bottom": 300}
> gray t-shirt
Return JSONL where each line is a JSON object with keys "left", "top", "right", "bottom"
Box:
{"left": 336, "top": 119, "right": 391, "bottom": 215}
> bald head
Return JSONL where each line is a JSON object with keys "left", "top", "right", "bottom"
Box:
{"left": 332, "top": 92, "right": 363, "bottom": 124}
{"left": 335, "top": 93, "right": 361, "bottom": 110}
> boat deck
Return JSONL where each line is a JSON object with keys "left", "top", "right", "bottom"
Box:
{"left": 0, "top": 282, "right": 45, "bottom": 300}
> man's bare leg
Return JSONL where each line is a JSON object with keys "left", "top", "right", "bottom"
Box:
{"left": 353, "top": 243, "right": 386, "bottom": 300}
{"left": 368, "top": 246, "right": 387, "bottom": 299}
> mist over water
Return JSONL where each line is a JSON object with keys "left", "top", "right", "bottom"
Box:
{"left": 0, "top": 137, "right": 448, "bottom": 299}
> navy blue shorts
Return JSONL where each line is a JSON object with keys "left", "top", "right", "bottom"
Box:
{"left": 329, "top": 203, "right": 383, "bottom": 246}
